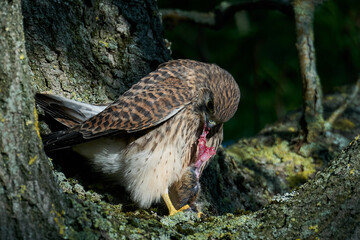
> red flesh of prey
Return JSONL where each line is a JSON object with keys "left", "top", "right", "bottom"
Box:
{"left": 195, "top": 125, "right": 216, "bottom": 178}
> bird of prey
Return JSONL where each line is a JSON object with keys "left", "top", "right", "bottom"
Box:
{"left": 36, "top": 59, "right": 240, "bottom": 215}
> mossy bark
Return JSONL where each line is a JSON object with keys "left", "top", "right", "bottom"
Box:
{"left": 0, "top": 0, "right": 67, "bottom": 239}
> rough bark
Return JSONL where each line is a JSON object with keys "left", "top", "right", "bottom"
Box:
{"left": 0, "top": 0, "right": 170, "bottom": 239}
{"left": 0, "top": 0, "right": 67, "bottom": 239}
{"left": 22, "top": 0, "right": 170, "bottom": 102}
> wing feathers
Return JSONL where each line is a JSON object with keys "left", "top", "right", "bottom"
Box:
{"left": 37, "top": 65, "right": 197, "bottom": 150}
{"left": 78, "top": 77, "right": 194, "bottom": 138}
{"left": 35, "top": 93, "right": 106, "bottom": 127}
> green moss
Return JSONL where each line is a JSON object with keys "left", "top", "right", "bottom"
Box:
{"left": 53, "top": 167, "right": 259, "bottom": 239}
{"left": 227, "top": 137, "right": 318, "bottom": 189}
{"left": 287, "top": 173, "right": 308, "bottom": 188}
{"left": 333, "top": 118, "right": 356, "bottom": 131}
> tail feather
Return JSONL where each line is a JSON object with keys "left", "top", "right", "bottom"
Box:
{"left": 35, "top": 93, "right": 106, "bottom": 128}
{"left": 42, "top": 129, "right": 84, "bottom": 152}
{"left": 36, "top": 93, "right": 108, "bottom": 152}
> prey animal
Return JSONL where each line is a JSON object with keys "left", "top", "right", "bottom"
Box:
{"left": 36, "top": 59, "right": 240, "bottom": 215}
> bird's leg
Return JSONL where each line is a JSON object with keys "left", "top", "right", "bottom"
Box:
{"left": 162, "top": 190, "right": 190, "bottom": 216}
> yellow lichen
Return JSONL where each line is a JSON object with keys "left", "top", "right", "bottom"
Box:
{"left": 19, "top": 54, "right": 25, "bottom": 60}
{"left": 20, "top": 185, "right": 26, "bottom": 195}
{"left": 99, "top": 40, "right": 109, "bottom": 48}
{"left": 351, "top": 136, "right": 360, "bottom": 146}
{"left": 288, "top": 127, "right": 296, "bottom": 132}
{"left": 309, "top": 224, "right": 319, "bottom": 233}
{"left": 51, "top": 204, "right": 66, "bottom": 237}
{"left": 17, "top": 185, "right": 27, "bottom": 200}
{"left": 29, "top": 155, "right": 37, "bottom": 165}
{"left": 0, "top": 113, "right": 5, "bottom": 123}
{"left": 33, "top": 107, "right": 41, "bottom": 139}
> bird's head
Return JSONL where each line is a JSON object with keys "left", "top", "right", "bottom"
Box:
{"left": 197, "top": 64, "right": 240, "bottom": 131}
{"left": 160, "top": 59, "right": 240, "bottom": 131}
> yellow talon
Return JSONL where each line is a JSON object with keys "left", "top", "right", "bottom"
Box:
{"left": 177, "top": 204, "right": 190, "bottom": 212}
{"left": 162, "top": 193, "right": 190, "bottom": 216}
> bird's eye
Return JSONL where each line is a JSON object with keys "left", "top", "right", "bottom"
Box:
{"left": 206, "top": 100, "right": 214, "bottom": 113}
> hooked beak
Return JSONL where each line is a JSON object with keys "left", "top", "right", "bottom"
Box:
{"left": 205, "top": 114, "right": 216, "bottom": 130}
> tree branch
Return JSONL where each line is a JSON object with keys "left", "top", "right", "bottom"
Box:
{"left": 294, "top": 0, "right": 325, "bottom": 142}
{"left": 325, "top": 76, "right": 360, "bottom": 130}
{"left": 160, "top": 0, "right": 293, "bottom": 28}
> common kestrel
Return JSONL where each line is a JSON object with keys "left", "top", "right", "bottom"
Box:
{"left": 36, "top": 59, "right": 240, "bottom": 215}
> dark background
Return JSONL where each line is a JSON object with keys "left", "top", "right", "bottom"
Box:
{"left": 158, "top": 0, "right": 360, "bottom": 143}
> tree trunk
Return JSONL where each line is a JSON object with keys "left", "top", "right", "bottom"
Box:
{"left": 22, "top": 0, "right": 170, "bottom": 101}
{"left": 0, "top": 0, "right": 67, "bottom": 239}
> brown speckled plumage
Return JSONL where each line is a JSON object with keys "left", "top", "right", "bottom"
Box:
{"left": 36, "top": 59, "right": 240, "bottom": 212}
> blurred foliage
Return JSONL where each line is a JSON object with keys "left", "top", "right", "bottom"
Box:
{"left": 158, "top": 0, "right": 360, "bottom": 143}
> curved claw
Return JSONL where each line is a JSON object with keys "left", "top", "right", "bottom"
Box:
{"left": 171, "top": 204, "right": 190, "bottom": 215}
{"left": 162, "top": 193, "right": 190, "bottom": 216}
